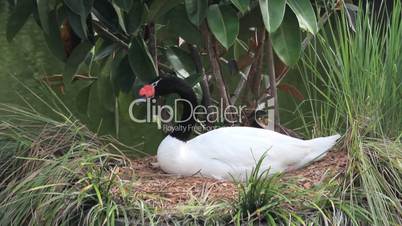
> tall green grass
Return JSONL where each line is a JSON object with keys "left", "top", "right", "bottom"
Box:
{"left": 0, "top": 103, "right": 142, "bottom": 225}
{"left": 233, "top": 156, "right": 296, "bottom": 225}
{"left": 1, "top": 2, "right": 401, "bottom": 224}
{"left": 300, "top": 2, "right": 402, "bottom": 138}
{"left": 1, "top": 99, "right": 373, "bottom": 225}
{"left": 233, "top": 154, "right": 373, "bottom": 225}
{"left": 0, "top": 92, "right": 233, "bottom": 225}
{"left": 298, "top": 1, "right": 402, "bottom": 225}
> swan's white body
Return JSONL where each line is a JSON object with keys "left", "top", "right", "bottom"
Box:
{"left": 157, "top": 127, "right": 340, "bottom": 181}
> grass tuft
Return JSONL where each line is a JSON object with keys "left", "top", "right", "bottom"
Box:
{"left": 297, "top": 1, "right": 402, "bottom": 225}
{"left": 233, "top": 155, "right": 303, "bottom": 225}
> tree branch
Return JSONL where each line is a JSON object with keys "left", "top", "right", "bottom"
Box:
{"left": 231, "top": 64, "right": 252, "bottom": 104}
{"left": 92, "top": 20, "right": 129, "bottom": 49}
{"left": 266, "top": 33, "right": 279, "bottom": 131}
{"left": 146, "top": 23, "right": 158, "bottom": 72}
{"left": 187, "top": 44, "right": 212, "bottom": 110}
{"left": 251, "top": 30, "right": 266, "bottom": 98}
{"left": 201, "top": 25, "right": 232, "bottom": 111}
{"left": 93, "top": 20, "right": 173, "bottom": 75}
{"left": 256, "top": 10, "right": 334, "bottom": 131}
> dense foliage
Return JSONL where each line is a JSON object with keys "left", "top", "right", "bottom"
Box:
{"left": 1, "top": 1, "right": 401, "bottom": 225}
{"left": 5, "top": 0, "right": 340, "bottom": 149}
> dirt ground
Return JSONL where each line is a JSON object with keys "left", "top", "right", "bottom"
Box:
{"left": 115, "top": 150, "right": 348, "bottom": 209}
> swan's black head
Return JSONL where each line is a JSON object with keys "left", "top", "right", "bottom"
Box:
{"left": 138, "top": 76, "right": 198, "bottom": 141}
{"left": 139, "top": 76, "right": 195, "bottom": 100}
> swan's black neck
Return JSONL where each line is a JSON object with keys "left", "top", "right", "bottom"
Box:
{"left": 154, "top": 77, "right": 197, "bottom": 141}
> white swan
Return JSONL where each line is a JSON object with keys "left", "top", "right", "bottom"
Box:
{"left": 139, "top": 76, "right": 340, "bottom": 181}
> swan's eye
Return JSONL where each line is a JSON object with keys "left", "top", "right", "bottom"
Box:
{"left": 139, "top": 85, "right": 155, "bottom": 98}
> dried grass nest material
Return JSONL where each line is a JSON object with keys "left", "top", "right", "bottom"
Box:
{"left": 115, "top": 150, "right": 348, "bottom": 209}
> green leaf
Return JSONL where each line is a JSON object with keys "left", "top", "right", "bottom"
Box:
{"left": 37, "top": 0, "right": 50, "bottom": 33}
{"left": 184, "top": 73, "right": 202, "bottom": 87}
{"left": 287, "top": 0, "right": 318, "bottom": 34}
{"left": 166, "top": 47, "right": 196, "bottom": 78}
{"left": 113, "top": 0, "right": 133, "bottom": 11}
{"left": 111, "top": 53, "right": 136, "bottom": 95}
{"left": 230, "top": 0, "right": 249, "bottom": 14}
{"left": 147, "top": 0, "right": 182, "bottom": 22}
{"left": 6, "top": 0, "right": 34, "bottom": 41}
{"left": 125, "top": 1, "right": 144, "bottom": 34}
{"left": 64, "top": 0, "right": 91, "bottom": 16}
{"left": 64, "top": 41, "right": 93, "bottom": 80}
{"left": 44, "top": 9, "right": 66, "bottom": 61}
{"left": 258, "top": 0, "right": 286, "bottom": 33}
{"left": 66, "top": 9, "right": 88, "bottom": 39}
{"left": 93, "top": 0, "right": 120, "bottom": 32}
{"left": 64, "top": 0, "right": 93, "bottom": 38}
{"left": 207, "top": 4, "right": 239, "bottom": 49}
{"left": 98, "top": 57, "right": 116, "bottom": 112}
{"left": 94, "top": 43, "right": 117, "bottom": 61}
{"left": 233, "top": 38, "right": 248, "bottom": 60}
{"left": 76, "top": 82, "right": 95, "bottom": 115}
{"left": 185, "top": 0, "right": 207, "bottom": 26}
{"left": 271, "top": 10, "right": 301, "bottom": 66}
{"left": 112, "top": 3, "right": 127, "bottom": 33}
{"left": 128, "top": 37, "right": 158, "bottom": 82}
{"left": 164, "top": 5, "right": 203, "bottom": 46}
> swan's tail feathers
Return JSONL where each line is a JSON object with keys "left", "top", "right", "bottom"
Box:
{"left": 306, "top": 134, "right": 341, "bottom": 161}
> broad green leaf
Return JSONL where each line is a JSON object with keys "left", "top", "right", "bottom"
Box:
{"left": 66, "top": 9, "right": 88, "bottom": 39}
{"left": 233, "top": 38, "right": 248, "bottom": 60}
{"left": 166, "top": 47, "right": 196, "bottom": 78}
{"left": 116, "top": 91, "right": 164, "bottom": 154}
{"left": 259, "top": 0, "right": 286, "bottom": 33}
{"left": 128, "top": 37, "right": 158, "bottom": 82}
{"left": 64, "top": 0, "right": 91, "bottom": 16}
{"left": 271, "top": 10, "right": 301, "bottom": 66}
{"left": 64, "top": 0, "right": 93, "bottom": 38}
{"left": 207, "top": 4, "right": 239, "bottom": 49}
{"left": 185, "top": 0, "right": 207, "bottom": 26}
{"left": 125, "top": 0, "right": 144, "bottom": 34}
{"left": 6, "top": 0, "right": 34, "bottom": 41}
{"left": 287, "top": 0, "right": 318, "bottom": 34}
{"left": 111, "top": 53, "right": 136, "bottom": 95}
{"left": 44, "top": 9, "right": 66, "bottom": 61}
{"left": 113, "top": 0, "right": 133, "bottom": 11}
{"left": 64, "top": 41, "right": 93, "bottom": 80}
{"left": 163, "top": 5, "right": 203, "bottom": 46}
{"left": 184, "top": 73, "right": 202, "bottom": 87}
{"left": 93, "top": 0, "right": 121, "bottom": 32}
{"left": 147, "top": 0, "right": 182, "bottom": 22}
{"left": 112, "top": 3, "right": 127, "bottom": 33}
{"left": 76, "top": 82, "right": 94, "bottom": 115}
{"left": 94, "top": 43, "right": 117, "bottom": 61}
{"left": 98, "top": 56, "right": 116, "bottom": 112}
{"left": 37, "top": 0, "right": 50, "bottom": 33}
{"left": 230, "top": 0, "right": 249, "bottom": 14}
{"left": 144, "top": 129, "right": 165, "bottom": 154}
{"left": 64, "top": 0, "right": 86, "bottom": 15}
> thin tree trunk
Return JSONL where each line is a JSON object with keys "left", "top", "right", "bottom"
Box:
{"left": 252, "top": 31, "right": 266, "bottom": 98}
{"left": 187, "top": 44, "right": 212, "bottom": 110}
{"left": 201, "top": 24, "right": 233, "bottom": 122}
{"left": 231, "top": 65, "right": 252, "bottom": 104}
{"left": 147, "top": 23, "right": 158, "bottom": 72}
{"left": 266, "top": 34, "right": 279, "bottom": 131}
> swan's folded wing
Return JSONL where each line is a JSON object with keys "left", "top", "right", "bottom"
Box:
{"left": 187, "top": 127, "right": 312, "bottom": 169}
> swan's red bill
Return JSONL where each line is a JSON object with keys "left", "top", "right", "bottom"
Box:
{"left": 139, "top": 85, "right": 155, "bottom": 98}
